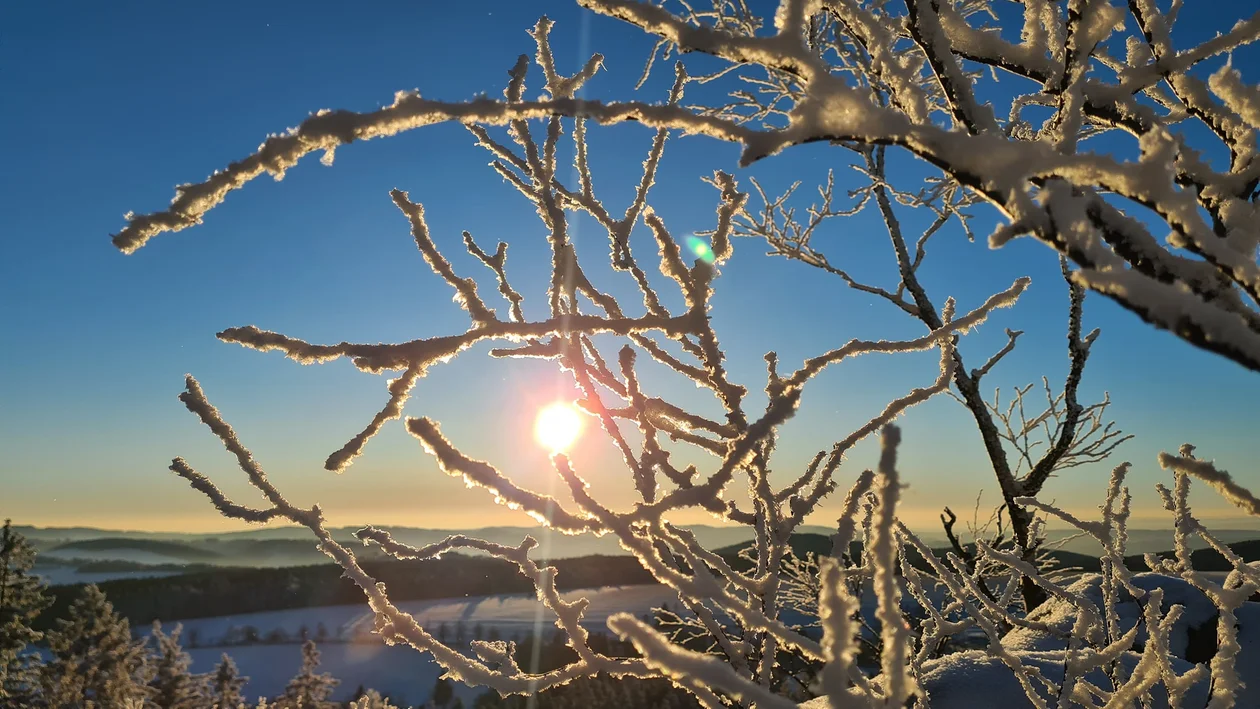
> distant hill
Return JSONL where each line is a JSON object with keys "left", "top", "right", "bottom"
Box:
{"left": 723, "top": 536, "right": 1260, "bottom": 576}
{"left": 715, "top": 532, "right": 835, "bottom": 568}
{"left": 46, "top": 538, "right": 225, "bottom": 564}
{"left": 18, "top": 522, "right": 1260, "bottom": 572}
{"left": 18, "top": 524, "right": 841, "bottom": 566}
{"left": 40, "top": 537, "right": 364, "bottom": 569}
{"left": 1044, "top": 527, "right": 1260, "bottom": 555}
{"left": 1130, "top": 539, "right": 1260, "bottom": 572}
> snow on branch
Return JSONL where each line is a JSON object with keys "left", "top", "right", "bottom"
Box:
{"left": 110, "top": 94, "right": 754, "bottom": 254}
{"left": 110, "top": 3, "right": 1260, "bottom": 381}
{"left": 116, "top": 4, "right": 1260, "bottom": 708}
{"left": 1158, "top": 446, "right": 1260, "bottom": 517}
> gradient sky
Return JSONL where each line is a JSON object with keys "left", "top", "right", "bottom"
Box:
{"left": 3, "top": 1, "right": 1259, "bottom": 536}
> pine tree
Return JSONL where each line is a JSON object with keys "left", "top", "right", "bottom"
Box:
{"left": 0, "top": 520, "right": 52, "bottom": 708}
{"left": 42, "top": 583, "right": 152, "bottom": 708}
{"left": 278, "top": 639, "right": 337, "bottom": 709}
{"left": 431, "top": 676, "right": 454, "bottom": 707}
{"left": 208, "top": 653, "right": 247, "bottom": 709}
{"left": 348, "top": 688, "right": 398, "bottom": 709}
{"left": 148, "top": 621, "right": 205, "bottom": 708}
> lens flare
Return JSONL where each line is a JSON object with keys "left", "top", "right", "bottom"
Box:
{"left": 535, "top": 402, "right": 583, "bottom": 453}
{"left": 686, "top": 235, "right": 716, "bottom": 264}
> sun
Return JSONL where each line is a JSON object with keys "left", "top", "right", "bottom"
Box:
{"left": 535, "top": 402, "right": 583, "bottom": 453}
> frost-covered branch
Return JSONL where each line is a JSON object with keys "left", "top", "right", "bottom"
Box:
{"left": 1158, "top": 445, "right": 1260, "bottom": 517}
{"left": 112, "top": 5, "right": 1260, "bottom": 707}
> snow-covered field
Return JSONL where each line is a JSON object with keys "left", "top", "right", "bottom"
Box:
{"left": 173, "top": 585, "right": 678, "bottom": 704}
{"left": 187, "top": 644, "right": 480, "bottom": 706}
{"left": 173, "top": 584, "right": 677, "bottom": 648}
{"left": 164, "top": 579, "right": 944, "bottom": 704}
{"left": 157, "top": 575, "right": 1258, "bottom": 706}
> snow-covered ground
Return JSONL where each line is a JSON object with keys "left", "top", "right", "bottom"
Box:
{"left": 187, "top": 644, "right": 483, "bottom": 706}
{"left": 172, "top": 584, "right": 678, "bottom": 648}
{"left": 172, "top": 585, "right": 678, "bottom": 705}
{"left": 164, "top": 579, "right": 948, "bottom": 704}
{"left": 158, "top": 574, "right": 1258, "bottom": 706}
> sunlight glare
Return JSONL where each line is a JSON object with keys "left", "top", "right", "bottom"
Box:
{"left": 535, "top": 402, "right": 583, "bottom": 453}
{"left": 686, "top": 235, "right": 716, "bottom": 264}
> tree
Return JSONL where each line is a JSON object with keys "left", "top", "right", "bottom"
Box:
{"left": 278, "top": 639, "right": 338, "bottom": 709}
{"left": 349, "top": 688, "right": 400, "bottom": 709}
{"left": 0, "top": 520, "right": 52, "bottom": 707}
{"left": 208, "top": 653, "right": 248, "bottom": 709}
{"left": 431, "top": 676, "right": 454, "bottom": 707}
{"left": 734, "top": 152, "right": 1130, "bottom": 609}
{"left": 109, "top": 2, "right": 1260, "bottom": 708}
{"left": 147, "top": 621, "right": 206, "bottom": 709}
{"left": 42, "top": 584, "right": 152, "bottom": 707}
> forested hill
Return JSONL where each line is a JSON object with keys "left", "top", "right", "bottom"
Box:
{"left": 37, "top": 553, "right": 656, "bottom": 631}
{"left": 38, "top": 533, "right": 836, "bottom": 629}
{"left": 37, "top": 534, "right": 1260, "bottom": 631}
{"left": 47, "top": 538, "right": 224, "bottom": 562}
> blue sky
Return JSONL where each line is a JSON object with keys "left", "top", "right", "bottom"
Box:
{"left": 2, "top": 1, "right": 1259, "bottom": 534}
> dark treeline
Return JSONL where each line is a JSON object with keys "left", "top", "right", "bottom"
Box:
{"left": 36, "top": 554, "right": 656, "bottom": 632}
{"left": 38, "top": 534, "right": 840, "bottom": 631}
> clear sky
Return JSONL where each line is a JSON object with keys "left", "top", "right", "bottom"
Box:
{"left": 2, "top": 1, "right": 1259, "bottom": 535}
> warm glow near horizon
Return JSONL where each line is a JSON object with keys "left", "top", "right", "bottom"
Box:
{"left": 534, "top": 402, "right": 583, "bottom": 453}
